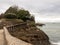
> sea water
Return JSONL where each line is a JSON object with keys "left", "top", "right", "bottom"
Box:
{"left": 37, "top": 23, "right": 60, "bottom": 45}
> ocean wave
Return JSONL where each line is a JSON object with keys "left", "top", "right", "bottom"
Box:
{"left": 51, "top": 41, "right": 60, "bottom": 45}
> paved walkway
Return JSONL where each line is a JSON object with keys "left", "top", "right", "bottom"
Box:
{"left": 0, "top": 27, "right": 32, "bottom": 45}
{"left": 0, "top": 29, "right": 5, "bottom": 45}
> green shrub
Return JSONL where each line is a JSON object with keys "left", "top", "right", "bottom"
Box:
{"left": 4, "top": 13, "right": 17, "bottom": 19}
{"left": 3, "top": 6, "right": 35, "bottom": 22}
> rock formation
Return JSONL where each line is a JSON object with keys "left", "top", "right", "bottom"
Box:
{"left": 0, "top": 6, "right": 51, "bottom": 45}
{"left": 0, "top": 19, "right": 51, "bottom": 45}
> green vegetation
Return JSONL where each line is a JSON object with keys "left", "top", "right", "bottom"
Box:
{"left": 4, "top": 13, "right": 17, "bottom": 19}
{"left": 5, "top": 6, "right": 18, "bottom": 14}
{"left": 3, "top": 6, "right": 34, "bottom": 21}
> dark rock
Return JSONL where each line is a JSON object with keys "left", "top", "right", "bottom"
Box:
{"left": 36, "top": 23, "right": 45, "bottom": 26}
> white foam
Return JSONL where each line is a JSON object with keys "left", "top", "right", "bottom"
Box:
{"left": 51, "top": 41, "right": 60, "bottom": 45}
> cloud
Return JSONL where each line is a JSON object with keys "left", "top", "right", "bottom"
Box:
{"left": 0, "top": 0, "right": 60, "bottom": 22}
{"left": 38, "top": 2, "right": 60, "bottom": 14}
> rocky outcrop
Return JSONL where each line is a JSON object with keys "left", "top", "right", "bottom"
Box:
{"left": 0, "top": 5, "right": 51, "bottom": 45}
{"left": 0, "top": 19, "right": 51, "bottom": 45}
{"left": 6, "top": 22, "right": 50, "bottom": 45}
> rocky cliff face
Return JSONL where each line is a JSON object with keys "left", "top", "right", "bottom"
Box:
{"left": 0, "top": 19, "right": 51, "bottom": 45}
{"left": 7, "top": 22, "right": 50, "bottom": 45}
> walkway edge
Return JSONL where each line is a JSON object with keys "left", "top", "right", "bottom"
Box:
{"left": 3, "top": 27, "right": 32, "bottom": 45}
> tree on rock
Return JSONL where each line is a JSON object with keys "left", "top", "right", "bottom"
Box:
{"left": 5, "top": 6, "right": 18, "bottom": 14}
{"left": 4, "top": 6, "right": 35, "bottom": 21}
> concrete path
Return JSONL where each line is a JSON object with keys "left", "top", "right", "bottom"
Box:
{"left": 0, "top": 28, "right": 32, "bottom": 45}
{"left": 0, "top": 29, "right": 5, "bottom": 45}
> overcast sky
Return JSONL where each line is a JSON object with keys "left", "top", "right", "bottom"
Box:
{"left": 0, "top": 0, "right": 60, "bottom": 23}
